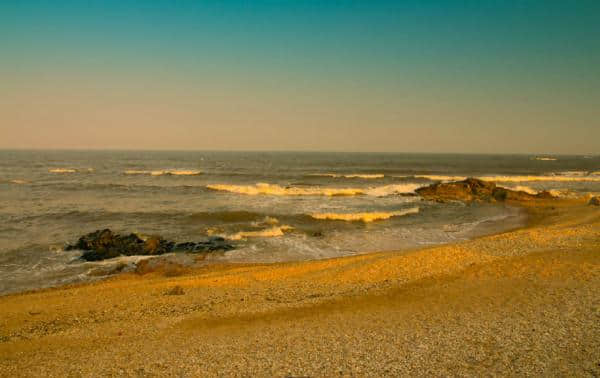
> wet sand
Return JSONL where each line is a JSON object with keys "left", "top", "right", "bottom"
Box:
{"left": 1, "top": 199, "right": 599, "bottom": 376}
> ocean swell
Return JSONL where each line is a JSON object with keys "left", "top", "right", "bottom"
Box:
{"left": 310, "top": 207, "right": 419, "bottom": 222}
{"left": 124, "top": 169, "right": 201, "bottom": 176}
{"left": 479, "top": 175, "right": 600, "bottom": 183}
{"left": 227, "top": 225, "right": 294, "bottom": 240}
{"left": 49, "top": 168, "right": 93, "bottom": 174}
{"left": 418, "top": 174, "right": 600, "bottom": 183}
{"left": 206, "top": 183, "right": 422, "bottom": 197}
{"left": 308, "top": 173, "right": 385, "bottom": 179}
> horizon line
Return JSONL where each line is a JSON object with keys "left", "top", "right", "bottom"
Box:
{"left": 0, "top": 147, "right": 596, "bottom": 157}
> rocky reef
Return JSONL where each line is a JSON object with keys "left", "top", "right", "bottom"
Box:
{"left": 66, "top": 229, "right": 234, "bottom": 261}
{"left": 415, "top": 178, "right": 555, "bottom": 203}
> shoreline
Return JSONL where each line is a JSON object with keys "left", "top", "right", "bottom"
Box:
{"left": 0, "top": 200, "right": 528, "bottom": 297}
{"left": 1, "top": 198, "right": 599, "bottom": 375}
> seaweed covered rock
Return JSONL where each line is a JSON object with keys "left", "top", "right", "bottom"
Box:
{"left": 415, "top": 178, "right": 555, "bottom": 203}
{"left": 66, "top": 229, "right": 234, "bottom": 261}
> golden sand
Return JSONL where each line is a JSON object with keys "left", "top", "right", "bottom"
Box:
{"left": 0, "top": 199, "right": 599, "bottom": 376}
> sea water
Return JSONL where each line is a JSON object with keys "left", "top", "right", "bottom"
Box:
{"left": 1, "top": 150, "right": 599, "bottom": 294}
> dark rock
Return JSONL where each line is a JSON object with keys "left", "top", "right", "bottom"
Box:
{"left": 589, "top": 196, "right": 600, "bottom": 206}
{"left": 415, "top": 178, "right": 556, "bottom": 203}
{"left": 172, "top": 236, "right": 234, "bottom": 253}
{"left": 66, "top": 229, "right": 235, "bottom": 261}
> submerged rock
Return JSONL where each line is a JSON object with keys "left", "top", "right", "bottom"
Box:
{"left": 415, "top": 178, "right": 555, "bottom": 203}
{"left": 66, "top": 229, "right": 234, "bottom": 261}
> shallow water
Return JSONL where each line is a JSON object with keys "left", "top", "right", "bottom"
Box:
{"left": 1, "top": 150, "right": 598, "bottom": 295}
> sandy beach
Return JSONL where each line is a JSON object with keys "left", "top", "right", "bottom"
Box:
{"left": 1, "top": 198, "right": 599, "bottom": 377}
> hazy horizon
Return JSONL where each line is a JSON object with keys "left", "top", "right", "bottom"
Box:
{"left": 2, "top": 1, "right": 598, "bottom": 154}
{"left": 0, "top": 147, "right": 597, "bottom": 156}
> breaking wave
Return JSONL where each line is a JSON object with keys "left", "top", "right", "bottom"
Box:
{"left": 124, "top": 169, "right": 202, "bottom": 176}
{"left": 49, "top": 168, "right": 94, "bottom": 174}
{"left": 310, "top": 207, "right": 419, "bottom": 222}
{"left": 479, "top": 175, "right": 600, "bottom": 183}
{"left": 227, "top": 225, "right": 294, "bottom": 240}
{"left": 418, "top": 174, "right": 600, "bottom": 183}
{"left": 363, "top": 184, "right": 423, "bottom": 196}
{"left": 415, "top": 175, "right": 468, "bottom": 182}
{"left": 497, "top": 185, "right": 538, "bottom": 195}
{"left": 534, "top": 157, "right": 557, "bottom": 161}
{"left": 309, "top": 173, "right": 385, "bottom": 179}
{"left": 206, "top": 183, "right": 422, "bottom": 197}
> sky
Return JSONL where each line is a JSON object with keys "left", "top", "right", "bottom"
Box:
{"left": 1, "top": 0, "right": 599, "bottom": 154}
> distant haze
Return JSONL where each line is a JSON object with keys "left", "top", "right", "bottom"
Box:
{"left": 1, "top": 1, "right": 598, "bottom": 154}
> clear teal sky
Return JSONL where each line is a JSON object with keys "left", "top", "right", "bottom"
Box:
{"left": 1, "top": 1, "right": 598, "bottom": 153}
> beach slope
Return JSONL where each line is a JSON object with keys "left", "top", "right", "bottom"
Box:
{"left": 1, "top": 199, "right": 599, "bottom": 376}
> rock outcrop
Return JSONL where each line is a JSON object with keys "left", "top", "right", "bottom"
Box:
{"left": 66, "top": 229, "right": 234, "bottom": 261}
{"left": 589, "top": 196, "right": 600, "bottom": 206}
{"left": 415, "top": 178, "right": 555, "bottom": 203}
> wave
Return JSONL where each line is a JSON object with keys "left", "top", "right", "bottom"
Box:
{"left": 9, "top": 179, "right": 28, "bottom": 185}
{"left": 555, "top": 171, "right": 590, "bottom": 177}
{"left": 415, "top": 175, "right": 467, "bottom": 182}
{"left": 534, "top": 157, "right": 557, "bottom": 161}
{"left": 363, "top": 183, "right": 423, "bottom": 196}
{"left": 227, "top": 225, "right": 294, "bottom": 240}
{"left": 308, "top": 173, "right": 385, "bottom": 179}
{"left": 418, "top": 174, "right": 600, "bottom": 183}
{"left": 547, "top": 189, "right": 572, "bottom": 198}
{"left": 479, "top": 175, "right": 600, "bottom": 183}
{"left": 124, "top": 169, "right": 201, "bottom": 176}
{"left": 497, "top": 185, "right": 538, "bottom": 195}
{"left": 207, "top": 183, "right": 363, "bottom": 196}
{"left": 48, "top": 168, "right": 93, "bottom": 173}
{"left": 310, "top": 207, "right": 419, "bottom": 223}
{"left": 206, "top": 183, "right": 422, "bottom": 197}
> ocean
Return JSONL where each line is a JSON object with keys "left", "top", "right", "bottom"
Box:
{"left": 1, "top": 150, "right": 599, "bottom": 295}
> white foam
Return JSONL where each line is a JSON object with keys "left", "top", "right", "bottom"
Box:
{"left": 166, "top": 170, "right": 202, "bottom": 176}
{"left": 48, "top": 168, "right": 93, "bottom": 173}
{"left": 498, "top": 185, "right": 538, "bottom": 195}
{"left": 206, "top": 183, "right": 422, "bottom": 197}
{"left": 534, "top": 157, "right": 557, "bottom": 161}
{"left": 227, "top": 225, "right": 294, "bottom": 240}
{"left": 9, "top": 179, "right": 28, "bottom": 184}
{"left": 309, "top": 173, "right": 385, "bottom": 179}
{"left": 124, "top": 169, "right": 202, "bottom": 176}
{"left": 416, "top": 175, "right": 468, "bottom": 182}
{"left": 417, "top": 174, "right": 600, "bottom": 183}
{"left": 548, "top": 189, "right": 569, "bottom": 198}
{"left": 207, "top": 183, "right": 363, "bottom": 196}
{"left": 364, "top": 183, "right": 423, "bottom": 196}
{"left": 263, "top": 216, "right": 280, "bottom": 225}
{"left": 49, "top": 168, "right": 77, "bottom": 173}
{"left": 310, "top": 207, "right": 419, "bottom": 223}
{"left": 479, "top": 175, "right": 600, "bottom": 183}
